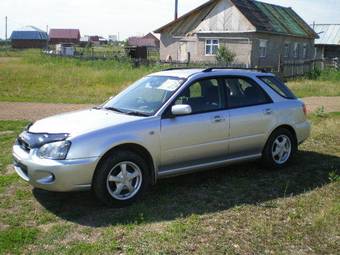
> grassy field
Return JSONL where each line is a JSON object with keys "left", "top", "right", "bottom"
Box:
{"left": 0, "top": 111, "right": 339, "bottom": 254}
{"left": 0, "top": 50, "right": 339, "bottom": 104}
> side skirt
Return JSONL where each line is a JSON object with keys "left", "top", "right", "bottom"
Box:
{"left": 157, "top": 154, "right": 261, "bottom": 179}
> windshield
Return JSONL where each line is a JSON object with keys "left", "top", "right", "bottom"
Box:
{"left": 102, "top": 76, "right": 185, "bottom": 116}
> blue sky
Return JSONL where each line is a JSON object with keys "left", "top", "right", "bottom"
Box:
{"left": 1, "top": 0, "right": 339, "bottom": 40}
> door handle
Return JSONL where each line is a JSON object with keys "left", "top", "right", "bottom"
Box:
{"left": 264, "top": 108, "right": 273, "bottom": 115}
{"left": 213, "top": 115, "right": 225, "bottom": 123}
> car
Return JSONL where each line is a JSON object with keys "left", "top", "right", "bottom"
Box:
{"left": 12, "top": 68, "right": 310, "bottom": 206}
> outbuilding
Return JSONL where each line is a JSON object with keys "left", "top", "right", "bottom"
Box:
{"left": 10, "top": 26, "right": 48, "bottom": 49}
{"left": 49, "top": 29, "right": 81, "bottom": 44}
{"left": 313, "top": 24, "right": 340, "bottom": 60}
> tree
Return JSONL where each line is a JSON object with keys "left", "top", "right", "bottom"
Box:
{"left": 216, "top": 45, "right": 235, "bottom": 66}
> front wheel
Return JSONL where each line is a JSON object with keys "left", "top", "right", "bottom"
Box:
{"left": 93, "top": 150, "right": 150, "bottom": 207}
{"left": 262, "top": 128, "right": 296, "bottom": 168}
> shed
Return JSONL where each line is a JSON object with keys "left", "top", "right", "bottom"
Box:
{"left": 155, "top": 0, "right": 318, "bottom": 67}
{"left": 10, "top": 26, "right": 48, "bottom": 49}
{"left": 49, "top": 29, "right": 81, "bottom": 44}
{"left": 313, "top": 24, "right": 340, "bottom": 60}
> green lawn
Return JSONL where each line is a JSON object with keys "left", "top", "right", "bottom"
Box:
{"left": 0, "top": 113, "right": 339, "bottom": 254}
{"left": 0, "top": 51, "right": 339, "bottom": 104}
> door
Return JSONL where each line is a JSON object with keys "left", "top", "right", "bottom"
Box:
{"left": 179, "top": 42, "right": 187, "bottom": 62}
{"left": 222, "top": 77, "right": 274, "bottom": 157}
{"left": 160, "top": 78, "right": 230, "bottom": 169}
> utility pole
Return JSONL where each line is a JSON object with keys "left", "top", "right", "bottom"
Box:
{"left": 5, "top": 16, "right": 8, "bottom": 40}
{"left": 175, "top": 0, "right": 178, "bottom": 20}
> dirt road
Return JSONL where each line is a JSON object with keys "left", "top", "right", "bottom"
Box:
{"left": 0, "top": 97, "right": 339, "bottom": 121}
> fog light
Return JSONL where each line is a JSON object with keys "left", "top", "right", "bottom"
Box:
{"left": 37, "top": 173, "right": 55, "bottom": 184}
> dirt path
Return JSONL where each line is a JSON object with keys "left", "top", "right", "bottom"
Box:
{"left": 0, "top": 102, "right": 93, "bottom": 121}
{"left": 0, "top": 97, "right": 339, "bottom": 121}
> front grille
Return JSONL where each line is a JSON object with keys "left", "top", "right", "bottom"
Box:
{"left": 17, "top": 137, "right": 31, "bottom": 153}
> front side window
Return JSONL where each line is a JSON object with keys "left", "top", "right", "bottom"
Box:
{"left": 259, "top": 40, "right": 268, "bottom": 58}
{"left": 223, "top": 77, "right": 271, "bottom": 108}
{"left": 174, "top": 78, "right": 223, "bottom": 114}
{"left": 205, "top": 39, "right": 219, "bottom": 55}
{"left": 259, "top": 76, "right": 296, "bottom": 99}
{"left": 103, "top": 76, "right": 185, "bottom": 116}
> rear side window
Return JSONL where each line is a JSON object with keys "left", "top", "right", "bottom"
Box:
{"left": 259, "top": 76, "right": 296, "bottom": 99}
{"left": 223, "top": 77, "right": 271, "bottom": 109}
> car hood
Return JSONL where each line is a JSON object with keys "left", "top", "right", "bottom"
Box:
{"left": 28, "top": 109, "right": 143, "bottom": 136}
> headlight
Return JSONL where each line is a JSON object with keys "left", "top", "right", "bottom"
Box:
{"left": 37, "top": 141, "right": 71, "bottom": 160}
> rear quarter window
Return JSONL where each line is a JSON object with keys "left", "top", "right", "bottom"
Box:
{"left": 259, "top": 76, "right": 296, "bottom": 99}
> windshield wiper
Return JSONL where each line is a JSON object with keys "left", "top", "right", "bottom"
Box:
{"left": 103, "top": 107, "right": 126, "bottom": 114}
{"left": 125, "top": 111, "right": 151, "bottom": 117}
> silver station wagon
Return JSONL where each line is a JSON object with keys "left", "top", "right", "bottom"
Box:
{"left": 13, "top": 68, "right": 310, "bottom": 206}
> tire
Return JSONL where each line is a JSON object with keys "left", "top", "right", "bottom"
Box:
{"left": 262, "top": 128, "right": 297, "bottom": 168}
{"left": 93, "top": 150, "right": 150, "bottom": 207}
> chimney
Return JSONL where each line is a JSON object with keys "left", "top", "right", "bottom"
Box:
{"left": 175, "top": 0, "right": 178, "bottom": 20}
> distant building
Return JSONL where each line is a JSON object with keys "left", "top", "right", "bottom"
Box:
{"left": 49, "top": 29, "right": 81, "bottom": 44}
{"left": 154, "top": 0, "right": 318, "bottom": 66}
{"left": 128, "top": 33, "right": 160, "bottom": 50}
{"left": 313, "top": 24, "right": 340, "bottom": 60}
{"left": 10, "top": 26, "right": 48, "bottom": 49}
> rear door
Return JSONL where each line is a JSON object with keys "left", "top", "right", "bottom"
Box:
{"left": 159, "top": 77, "right": 230, "bottom": 169}
{"left": 222, "top": 76, "right": 274, "bottom": 157}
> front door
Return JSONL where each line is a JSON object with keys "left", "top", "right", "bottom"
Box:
{"left": 160, "top": 78, "right": 229, "bottom": 169}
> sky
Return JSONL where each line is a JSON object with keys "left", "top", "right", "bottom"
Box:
{"left": 1, "top": 0, "right": 340, "bottom": 40}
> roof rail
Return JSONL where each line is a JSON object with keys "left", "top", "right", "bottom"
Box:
{"left": 163, "top": 67, "right": 202, "bottom": 71}
{"left": 202, "top": 67, "right": 268, "bottom": 73}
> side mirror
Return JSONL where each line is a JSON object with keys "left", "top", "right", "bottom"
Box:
{"left": 171, "top": 104, "right": 192, "bottom": 116}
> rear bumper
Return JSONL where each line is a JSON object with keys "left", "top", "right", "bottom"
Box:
{"left": 294, "top": 120, "right": 311, "bottom": 145}
{"left": 12, "top": 145, "right": 99, "bottom": 192}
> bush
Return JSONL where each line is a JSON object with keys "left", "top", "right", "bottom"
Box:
{"left": 216, "top": 46, "right": 235, "bottom": 66}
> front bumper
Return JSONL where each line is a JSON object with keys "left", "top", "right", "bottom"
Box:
{"left": 12, "top": 144, "right": 99, "bottom": 192}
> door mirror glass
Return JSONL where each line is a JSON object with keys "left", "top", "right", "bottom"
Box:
{"left": 171, "top": 104, "right": 192, "bottom": 116}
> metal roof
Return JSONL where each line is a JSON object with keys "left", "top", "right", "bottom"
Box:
{"left": 313, "top": 24, "right": 340, "bottom": 45}
{"left": 10, "top": 26, "right": 48, "bottom": 40}
{"left": 49, "top": 29, "right": 80, "bottom": 39}
{"left": 155, "top": 0, "right": 318, "bottom": 39}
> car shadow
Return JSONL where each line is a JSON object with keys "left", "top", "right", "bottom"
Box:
{"left": 33, "top": 150, "right": 339, "bottom": 227}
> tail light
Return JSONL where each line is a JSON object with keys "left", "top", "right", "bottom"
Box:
{"left": 302, "top": 103, "right": 307, "bottom": 116}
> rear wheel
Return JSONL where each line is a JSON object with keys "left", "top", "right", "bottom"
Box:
{"left": 262, "top": 128, "right": 296, "bottom": 168}
{"left": 93, "top": 150, "right": 150, "bottom": 207}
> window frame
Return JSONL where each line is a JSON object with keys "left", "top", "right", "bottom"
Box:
{"left": 221, "top": 76, "right": 273, "bottom": 109}
{"left": 284, "top": 43, "right": 290, "bottom": 58}
{"left": 205, "top": 39, "right": 219, "bottom": 56}
{"left": 293, "top": 42, "right": 299, "bottom": 58}
{"left": 259, "top": 39, "right": 268, "bottom": 58}
{"left": 162, "top": 77, "right": 226, "bottom": 118}
{"left": 302, "top": 43, "right": 307, "bottom": 59}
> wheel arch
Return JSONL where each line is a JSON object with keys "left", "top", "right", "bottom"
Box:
{"left": 93, "top": 143, "right": 156, "bottom": 185}
{"left": 266, "top": 124, "right": 298, "bottom": 150}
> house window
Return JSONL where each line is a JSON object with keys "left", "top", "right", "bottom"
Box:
{"left": 293, "top": 43, "right": 299, "bottom": 58}
{"left": 205, "top": 39, "right": 219, "bottom": 55}
{"left": 259, "top": 40, "right": 267, "bottom": 58}
{"left": 302, "top": 44, "right": 307, "bottom": 58}
{"left": 284, "top": 43, "right": 289, "bottom": 58}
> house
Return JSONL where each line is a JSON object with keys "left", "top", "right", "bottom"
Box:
{"left": 127, "top": 33, "right": 160, "bottom": 49}
{"left": 49, "top": 29, "right": 80, "bottom": 44}
{"left": 312, "top": 24, "right": 340, "bottom": 60}
{"left": 154, "top": 0, "right": 318, "bottom": 67}
{"left": 10, "top": 26, "right": 48, "bottom": 49}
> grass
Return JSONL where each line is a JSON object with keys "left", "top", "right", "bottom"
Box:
{"left": 0, "top": 112, "right": 339, "bottom": 254}
{"left": 0, "top": 50, "right": 339, "bottom": 104}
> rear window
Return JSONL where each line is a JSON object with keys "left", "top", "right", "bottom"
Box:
{"left": 259, "top": 76, "right": 296, "bottom": 99}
